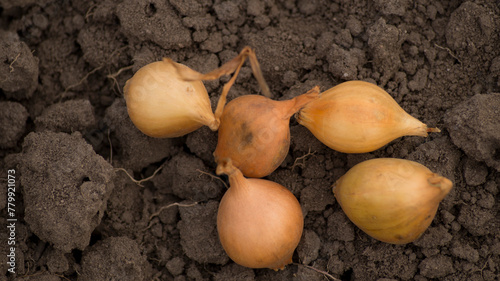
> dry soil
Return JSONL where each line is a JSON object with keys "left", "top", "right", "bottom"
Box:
{"left": 1, "top": 0, "right": 500, "bottom": 281}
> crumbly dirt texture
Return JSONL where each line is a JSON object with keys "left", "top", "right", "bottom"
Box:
{"left": 1, "top": 1, "right": 500, "bottom": 280}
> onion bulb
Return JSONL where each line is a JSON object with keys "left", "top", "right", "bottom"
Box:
{"left": 296, "top": 81, "right": 440, "bottom": 153}
{"left": 123, "top": 47, "right": 270, "bottom": 138}
{"left": 216, "top": 159, "right": 304, "bottom": 269}
{"left": 124, "top": 59, "right": 217, "bottom": 137}
{"left": 332, "top": 158, "right": 453, "bottom": 244}
{"left": 214, "top": 86, "right": 320, "bottom": 178}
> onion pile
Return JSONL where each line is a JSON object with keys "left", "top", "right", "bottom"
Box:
{"left": 123, "top": 47, "right": 453, "bottom": 270}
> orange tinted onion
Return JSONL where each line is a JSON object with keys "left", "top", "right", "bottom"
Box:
{"left": 216, "top": 159, "right": 304, "bottom": 269}
{"left": 214, "top": 87, "right": 320, "bottom": 178}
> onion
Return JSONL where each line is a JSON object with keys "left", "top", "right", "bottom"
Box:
{"left": 214, "top": 87, "right": 320, "bottom": 178}
{"left": 216, "top": 159, "right": 304, "bottom": 269}
{"left": 123, "top": 47, "right": 270, "bottom": 138}
{"left": 332, "top": 158, "right": 453, "bottom": 244}
{"left": 296, "top": 81, "right": 440, "bottom": 153}
{"left": 124, "top": 59, "right": 217, "bottom": 138}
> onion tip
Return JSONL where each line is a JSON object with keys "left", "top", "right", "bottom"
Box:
{"left": 427, "top": 127, "right": 441, "bottom": 133}
{"left": 428, "top": 174, "right": 453, "bottom": 195}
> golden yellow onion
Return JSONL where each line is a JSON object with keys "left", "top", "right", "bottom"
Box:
{"left": 216, "top": 159, "right": 304, "bottom": 269}
{"left": 296, "top": 81, "right": 440, "bottom": 153}
{"left": 332, "top": 158, "right": 453, "bottom": 244}
{"left": 124, "top": 59, "right": 217, "bottom": 138}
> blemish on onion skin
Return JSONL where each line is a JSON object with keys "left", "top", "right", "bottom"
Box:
{"left": 239, "top": 122, "right": 254, "bottom": 149}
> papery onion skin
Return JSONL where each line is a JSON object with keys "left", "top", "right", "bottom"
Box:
{"left": 214, "top": 87, "right": 319, "bottom": 178}
{"left": 124, "top": 59, "right": 217, "bottom": 138}
{"left": 216, "top": 160, "right": 304, "bottom": 269}
{"left": 333, "top": 158, "right": 453, "bottom": 244}
{"left": 296, "top": 81, "right": 440, "bottom": 153}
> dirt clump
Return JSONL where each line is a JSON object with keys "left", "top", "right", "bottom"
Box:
{"left": 79, "top": 236, "right": 151, "bottom": 281}
{"left": 16, "top": 131, "right": 114, "bottom": 253}
{"left": 445, "top": 93, "right": 500, "bottom": 172}
{"left": 0, "top": 101, "right": 29, "bottom": 148}
{"left": 34, "top": 99, "right": 96, "bottom": 133}
{"left": 0, "top": 32, "right": 39, "bottom": 100}
{"left": 177, "top": 200, "right": 229, "bottom": 265}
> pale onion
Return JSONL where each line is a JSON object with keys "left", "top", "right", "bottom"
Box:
{"left": 214, "top": 87, "right": 320, "bottom": 178}
{"left": 124, "top": 59, "right": 217, "bottom": 138}
{"left": 332, "top": 158, "right": 453, "bottom": 244}
{"left": 296, "top": 81, "right": 440, "bottom": 153}
{"left": 216, "top": 159, "right": 304, "bottom": 269}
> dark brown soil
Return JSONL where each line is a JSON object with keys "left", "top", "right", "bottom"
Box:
{"left": 1, "top": 0, "right": 500, "bottom": 280}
